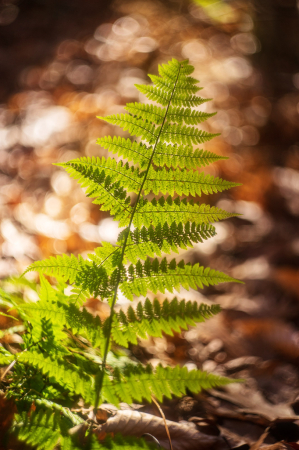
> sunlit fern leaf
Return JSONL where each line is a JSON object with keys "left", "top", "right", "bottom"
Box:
{"left": 24, "top": 254, "right": 83, "bottom": 284}
{"left": 19, "top": 396, "right": 84, "bottom": 426}
{"left": 159, "top": 123, "right": 219, "bottom": 145}
{"left": 87, "top": 241, "right": 122, "bottom": 275}
{"left": 18, "top": 351, "right": 94, "bottom": 403}
{"left": 119, "top": 222, "right": 217, "bottom": 263}
{"left": 167, "top": 106, "right": 217, "bottom": 125}
{"left": 103, "top": 364, "right": 236, "bottom": 405}
{"left": 148, "top": 74, "right": 201, "bottom": 94}
{"left": 24, "top": 255, "right": 112, "bottom": 300}
{"left": 120, "top": 257, "right": 241, "bottom": 300}
{"left": 16, "top": 58, "right": 242, "bottom": 441}
{"left": 97, "top": 135, "right": 152, "bottom": 168}
{"left": 0, "top": 347, "right": 14, "bottom": 365}
{"left": 132, "top": 197, "right": 239, "bottom": 228}
{"left": 22, "top": 298, "right": 104, "bottom": 350}
{"left": 11, "top": 411, "right": 62, "bottom": 450}
{"left": 110, "top": 298, "right": 221, "bottom": 346}
{"left": 39, "top": 274, "right": 57, "bottom": 304}
{"left": 56, "top": 158, "right": 133, "bottom": 221}
{"left": 97, "top": 136, "right": 227, "bottom": 171}
{"left": 135, "top": 84, "right": 210, "bottom": 108}
{"left": 153, "top": 144, "right": 228, "bottom": 169}
{"left": 124, "top": 102, "right": 165, "bottom": 125}
{"left": 144, "top": 166, "right": 240, "bottom": 196}
{"left": 99, "top": 114, "right": 158, "bottom": 144}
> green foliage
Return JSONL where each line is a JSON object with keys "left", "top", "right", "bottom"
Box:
{"left": 102, "top": 364, "right": 233, "bottom": 405}
{"left": 3, "top": 58, "right": 242, "bottom": 449}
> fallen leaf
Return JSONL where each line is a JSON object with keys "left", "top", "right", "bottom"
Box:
{"left": 95, "top": 410, "right": 228, "bottom": 450}
{"left": 208, "top": 384, "right": 298, "bottom": 422}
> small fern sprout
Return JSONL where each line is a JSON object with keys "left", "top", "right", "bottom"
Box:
{"left": 5, "top": 59, "right": 242, "bottom": 449}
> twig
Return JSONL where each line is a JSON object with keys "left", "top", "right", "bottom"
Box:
{"left": 151, "top": 396, "right": 173, "bottom": 450}
{"left": 0, "top": 360, "right": 16, "bottom": 381}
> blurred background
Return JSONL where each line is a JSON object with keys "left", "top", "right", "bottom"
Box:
{"left": 1, "top": 0, "right": 299, "bottom": 433}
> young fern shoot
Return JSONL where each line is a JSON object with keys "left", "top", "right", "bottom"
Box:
{"left": 5, "top": 59, "right": 242, "bottom": 449}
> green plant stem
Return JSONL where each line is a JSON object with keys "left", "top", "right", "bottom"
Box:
{"left": 93, "top": 63, "right": 182, "bottom": 414}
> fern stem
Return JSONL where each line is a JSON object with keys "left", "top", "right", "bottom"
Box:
{"left": 93, "top": 62, "right": 183, "bottom": 414}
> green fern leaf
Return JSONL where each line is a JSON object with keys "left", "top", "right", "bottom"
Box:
{"left": 22, "top": 298, "right": 104, "bottom": 349}
{"left": 57, "top": 157, "right": 133, "bottom": 219}
{"left": 110, "top": 298, "right": 220, "bottom": 346}
{"left": 120, "top": 222, "right": 216, "bottom": 263}
{"left": 159, "top": 123, "right": 219, "bottom": 145}
{"left": 167, "top": 106, "right": 217, "bottom": 125}
{"left": 132, "top": 196, "right": 238, "bottom": 228}
{"left": 148, "top": 73, "right": 201, "bottom": 94}
{"left": 18, "top": 351, "right": 94, "bottom": 403}
{"left": 12, "top": 411, "right": 62, "bottom": 450}
{"left": 144, "top": 166, "right": 240, "bottom": 196}
{"left": 24, "top": 254, "right": 82, "bottom": 284}
{"left": 120, "top": 257, "right": 240, "bottom": 300}
{"left": 124, "top": 102, "right": 165, "bottom": 125}
{"left": 135, "top": 83, "right": 210, "bottom": 108}
{"left": 24, "top": 255, "right": 112, "bottom": 301}
{"left": 17, "top": 58, "right": 242, "bottom": 426}
{"left": 103, "top": 364, "right": 235, "bottom": 404}
{"left": 99, "top": 114, "right": 158, "bottom": 144}
{"left": 153, "top": 143, "right": 228, "bottom": 169}
{"left": 97, "top": 135, "right": 151, "bottom": 168}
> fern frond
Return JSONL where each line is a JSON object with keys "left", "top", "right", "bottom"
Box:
{"left": 17, "top": 58, "right": 242, "bottom": 428}
{"left": 120, "top": 257, "right": 240, "bottom": 300}
{"left": 99, "top": 114, "right": 158, "bottom": 144}
{"left": 12, "top": 410, "right": 62, "bottom": 450}
{"left": 24, "top": 254, "right": 82, "bottom": 284}
{"left": 132, "top": 196, "right": 238, "bottom": 228}
{"left": 57, "top": 157, "right": 133, "bottom": 221}
{"left": 24, "top": 255, "right": 112, "bottom": 301}
{"left": 124, "top": 102, "right": 165, "bottom": 125}
{"left": 97, "top": 136, "right": 151, "bottom": 169}
{"left": 97, "top": 136, "right": 227, "bottom": 171}
{"left": 22, "top": 299, "right": 104, "bottom": 349}
{"left": 103, "top": 364, "right": 234, "bottom": 404}
{"left": 167, "top": 106, "right": 217, "bottom": 125}
{"left": 153, "top": 143, "right": 228, "bottom": 169}
{"left": 144, "top": 166, "right": 240, "bottom": 196}
{"left": 158, "top": 59, "right": 196, "bottom": 81}
{"left": 159, "top": 123, "right": 219, "bottom": 145}
{"left": 135, "top": 83, "right": 210, "bottom": 107}
{"left": 148, "top": 74, "right": 201, "bottom": 94}
{"left": 16, "top": 396, "right": 84, "bottom": 425}
{"left": 59, "top": 156, "right": 141, "bottom": 192}
{"left": 88, "top": 241, "right": 121, "bottom": 274}
{"left": 120, "top": 222, "right": 216, "bottom": 263}
{"left": 18, "top": 351, "right": 94, "bottom": 403}
{"left": 110, "top": 298, "right": 220, "bottom": 346}
{"left": 0, "top": 347, "right": 14, "bottom": 365}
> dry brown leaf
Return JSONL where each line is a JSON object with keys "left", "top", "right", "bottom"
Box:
{"left": 95, "top": 410, "right": 228, "bottom": 450}
{"left": 209, "top": 384, "right": 298, "bottom": 422}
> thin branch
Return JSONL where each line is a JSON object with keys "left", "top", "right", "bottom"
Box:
{"left": 151, "top": 396, "right": 173, "bottom": 450}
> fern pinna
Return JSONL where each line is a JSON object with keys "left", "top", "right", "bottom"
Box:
{"left": 2, "top": 59, "right": 241, "bottom": 449}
